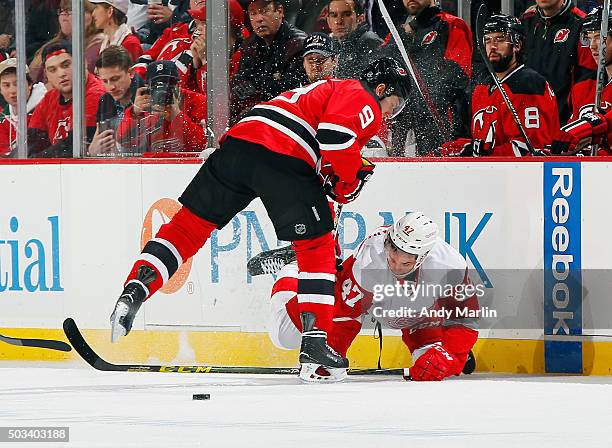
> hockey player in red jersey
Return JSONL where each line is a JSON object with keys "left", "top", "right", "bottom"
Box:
{"left": 268, "top": 212, "right": 479, "bottom": 382}
{"left": 441, "top": 14, "right": 559, "bottom": 157}
{"left": 567, "top": 7, "right": 612, "bottom": 121}
{"left": 109, "top": 57, "right": 411, "bottom": 382}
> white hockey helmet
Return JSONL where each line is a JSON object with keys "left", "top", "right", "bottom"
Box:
{"left": 387, "top": 212, "right": 439, "bottom": 273}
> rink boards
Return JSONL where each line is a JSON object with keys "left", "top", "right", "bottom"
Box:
{"left": 1, "top": 157, "right": 612, "bottom": 374}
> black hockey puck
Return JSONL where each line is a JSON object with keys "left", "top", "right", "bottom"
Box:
{"left": 192, "top": 393, "right": 210, "bottom": 400}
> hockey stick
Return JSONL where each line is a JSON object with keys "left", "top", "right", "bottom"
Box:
{"left": 63, "top": 318, "right": 402, "bottom": 375}
{"left": 592, "top": 0, "right": 611, "bottom": 156}
{"left": 0, "top": 333, "right": 72, "bottom": 352}
{"left": 475, "top": 4, "right": 540, "bottom": 156}
{"left": 375, "top": 0, "right": 451, "bottom": 142}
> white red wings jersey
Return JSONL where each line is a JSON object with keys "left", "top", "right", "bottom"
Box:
{"left": 568, "top": 74, "right": 612, "bottom": 121}
{"left": 274, "top": 225, "right": 480, "bottom": 356}
{"left": 132, "top": 22, "right": 205, "bottom": 93}
{"left": 470, "top": 64, "right": 559, "bottom": 156}
{"left": 224, "top": 78, "right": 382, "bottom": 183}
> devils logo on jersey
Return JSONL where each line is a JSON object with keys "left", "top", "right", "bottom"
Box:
{"left": 578, "top": 101, "right": 612, "bottom": 118}
{"left": 421, "top": 31, "right": 438, "bottom": 46}
{"left": 554, "top": 29, "right": 570, "bottom": 43}
{"left": 53, "top": 117, "right": 71, "bottom": 143}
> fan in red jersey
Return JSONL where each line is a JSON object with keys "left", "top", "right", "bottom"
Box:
{"left": 108, "top": 57, "right": 411, "bottom": 383}
{"left": 441, "top": 14, "right": 559, "bottom": 157}
{"left": 267, "top": 212, "right": 479, "bottom": 382}
{"left": 133, "top": 1, "right": 246, "bottom": 94}
{"left": 27, "top": 41, "right": 106, "bottom": 158}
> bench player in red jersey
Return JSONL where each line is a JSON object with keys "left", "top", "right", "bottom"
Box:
{"left": 109, "top": 57, "right": 411, "bottom": 382}
{"left": 441, "top": 15, "right": 559, "bottom": 157}
{"left": 268, "top": 212, "right": 479, "bottom": 382}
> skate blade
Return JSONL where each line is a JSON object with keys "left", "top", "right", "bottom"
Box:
{"left": 299, "top": 363, "right": 347, "bottom": 383}
{"left": 110, "top": 303, "right": 129, "bottom": 343}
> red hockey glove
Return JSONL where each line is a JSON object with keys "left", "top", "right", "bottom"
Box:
{"left": 439, "top": 138, "right": 473, "bottom": 157}
{"left": 550, "top": 112, "right": 608, "bottom": 155}
{"left": 323, "top": 158, "right": 375, "bottom": 204}
{"left": 405, "top": 343, "right": 462, "bottom": 381}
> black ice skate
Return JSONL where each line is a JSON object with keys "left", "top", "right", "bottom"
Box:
{"left": 299, "top": 312, "right": 349, "bottom": 383}
{"left": 110, "top": 265, "right": 156, "bottom": 343}
{"left": 247, "top": 245, "right": 296, "bottom": 276}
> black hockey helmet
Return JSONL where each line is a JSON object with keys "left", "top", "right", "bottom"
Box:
{"left": 483, "top": 14, "right": 525, "bottom": 45}
{"left": 582, "top": 7, "right": 612, "bottom": 37}
{"left": 360, "top": 57, "right": 411, "bottom": 102}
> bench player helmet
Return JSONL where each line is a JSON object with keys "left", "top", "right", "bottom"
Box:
{"left": 582, "top": 7, "right": 612, "bottom": 41}
{"left": 386, "top": 212, "right": 439, "bottom": 275}
{"left": 483, "top": 14, "right": 525, "bottom": 45}
{"left": 360, "top": 57, "right": 411, "bottom": 118}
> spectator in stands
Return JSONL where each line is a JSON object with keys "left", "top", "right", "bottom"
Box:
{"left": 230, "top": 0, "right": 307, "bottom": 123}
{"left": 521, "top": 0, "right": 596, "bottom": 123}
{"left": 89, "top": 45, "right": 145, "bottom": 156}
{"left": 0, "top": 0, "right": 14, "bottom": 54}
{"left": 28, "top": 41, "right": 106, "bottom": 158}
{"left": 440, "top": 14, "right": 559, "bottom": 157}
{"left": 566, "top": 7, "right": 612, "bottom": 121}
{"left": 133, "top": 5, "right": 206, "bottom": 93}
{"left": 29, "top": 0, "right": 104, "bottom": 84}
{"left": 302, "top": 32, "right": 339, "bottom": 83}
{"left": 382, "top": 0, "right": 472, "bottom": 156}
{"left": 326, "top": 0, "right": 382, "bottom": 78}
{"left": 90, "top": 0, "right": 143, "bottom": 62}
{"left": 141, "top": 0, "right": 202, "bottom": 45}
{"left": 0, "top": 59, "right": 47, "bottom": 157}
{"left": 117, "top": 60, "right": 207, "bottom": 153}
{"left": 26, "top": 0, "right": 61, "bottom": 61}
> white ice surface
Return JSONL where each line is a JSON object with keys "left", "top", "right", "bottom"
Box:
{"left": 1, "top": 364, "right": 611, "bottom": 448}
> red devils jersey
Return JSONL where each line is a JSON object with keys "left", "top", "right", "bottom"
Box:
{"left": 568, "top": 74, "right": 612, "bottom": 120}
{"left": 133, "top": 22, "right": 205, "bottom": 93}
{"left": 28, "top": 73, "right": 105, "bottom": 146}
{"left": 225, "top": 79, "right": 382, "bottom": 183}
{"left": 470, "top": 65, "right": 559, "bottom": 156}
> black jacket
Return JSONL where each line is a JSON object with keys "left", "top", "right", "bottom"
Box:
{"left": 230, "top": 21, "right": 307, "bottom": 123}
{"left": 336, "top": 23, "right": 384, "bottom": 79}
{"left": 521, "top": 0, "right": 595, "bottom": 123}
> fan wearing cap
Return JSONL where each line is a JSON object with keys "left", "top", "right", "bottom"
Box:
{"left": 301, "top": 32, "right": 339, "bottom": 83}
{"left": 265, "top": 212, "right": 480, "bottom": 382}
{"left": 0, "top": 59, "right": 47, "bottom": 157}
{"left": 28, "top": 41, "right": 106, "bottom": 158}
{"left": 440, "top": 14, "right": 559, "bottom": 157}
{"left": 90, "top": 0, "right": 143, "bottom": 62}
{"left": 116, "top": 60, "right": 207, "bottom": 153}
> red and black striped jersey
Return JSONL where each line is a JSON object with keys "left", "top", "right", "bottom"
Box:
{"left": 225, "top": 78, "right": 382, "bottom": 183}
{"left": 470, "top": 65, "right": 559, "bottom": 156}
{"left": 568, "top": 73, "right": 612, "bottom": 121}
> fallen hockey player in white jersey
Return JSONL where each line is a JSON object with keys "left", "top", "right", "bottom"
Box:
{"left": 265, "top": 211, "right": 480, "bottom": 382}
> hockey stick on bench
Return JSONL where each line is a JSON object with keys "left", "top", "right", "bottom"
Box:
{"left": 63, "top": 318, "right": 402, "bottom": 375}
{"left": 0, "top": 332, "right": 72, "bottom": 352}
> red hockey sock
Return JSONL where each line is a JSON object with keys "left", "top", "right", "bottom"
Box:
{"left": 125, "top": 206, "right": 218, "bottom": 298}
{"left": 293, "top": 233, "right": 336, "bottom": 334}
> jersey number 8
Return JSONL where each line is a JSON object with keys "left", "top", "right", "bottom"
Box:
{"left": 524, "top": 107, "right": 540, "bottom": 129}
